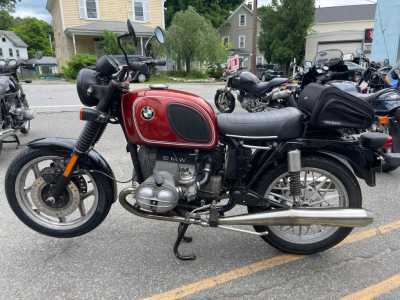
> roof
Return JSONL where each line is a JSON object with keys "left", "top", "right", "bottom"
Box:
{"left": 65, "top": 21, "right": 154, "bottom": 37}
{"left": 0, "top": 30, "right": 28, "bottom": 48}
{"left": 219, "top": 3, "right": 262, "bottom": 29}
{"left": 315, "top": 4, "right": 376, "bottom": 23}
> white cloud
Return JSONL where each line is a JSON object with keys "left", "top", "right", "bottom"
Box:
{"left": 12, "top": 9, "right": 52, "bottom": 23}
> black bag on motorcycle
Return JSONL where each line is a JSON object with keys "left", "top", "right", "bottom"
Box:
{"left": 298, "top": 83, "right": 374, "bottom": 129}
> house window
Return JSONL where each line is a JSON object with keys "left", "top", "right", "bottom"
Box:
{"left": 134, "top": 0, "right": 149, "bottom": 22}
{"left": 0, "top": 48, "right": 3, "bottom": 57}
{"left": 9, "top": 48, "right": 13, "bottom": 57}
{"left": 2, "top": 37, "right": 5, "bottom": 42}
{"left": 80, "top": 0, "right": 99, "bottom": 19}
{"left": 239, "top": 14, "right": 246, "bottom": 26}
{"left": 16, "top": 49, "right": 20, "bottom": 58}
{"left": 238, "top": 35, "right": 246, "bottom": 49}
{"left": 223, "top": 36, "right": 230, "bottom": 47}
{"left": 246, "top": 1, "right": 253, "bottom": 10}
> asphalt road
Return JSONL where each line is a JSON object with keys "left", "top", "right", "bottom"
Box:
{"left": 0, "top": 82, "right": 400, "bottom": 300}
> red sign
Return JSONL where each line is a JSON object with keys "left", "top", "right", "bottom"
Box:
{"left": 226, "top": 55, "right": 240, "bottom": 73}
{"left": 365, "top": 28, "right": 374, "bottom": 44}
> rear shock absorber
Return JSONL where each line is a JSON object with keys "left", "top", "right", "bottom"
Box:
{"left": 288, "top": 150, "right": 302, "bottom": 204}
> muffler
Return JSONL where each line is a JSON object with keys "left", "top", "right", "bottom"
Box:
{"left": 218, "top": 208, "right": 373, "bottom": 228}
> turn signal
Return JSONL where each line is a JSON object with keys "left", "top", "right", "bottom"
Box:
{"left": 384, "top": 136, "right": 393, "bottom": 150}
{"left": 378, "top": 116, "right": 390, "bottom": 125}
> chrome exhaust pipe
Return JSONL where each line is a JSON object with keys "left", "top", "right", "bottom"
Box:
{"left": 0, "top": 129, "right": 16, "bottom": 141}
{"left": 218, "top": 208, "right": 373, "bottom": 228}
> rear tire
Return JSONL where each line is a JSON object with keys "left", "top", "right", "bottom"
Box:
{"left": 5, "top": 148, "right": 113, "bottom": 238}
{"left": 248, "top": 156, "right": 362, "bottom": 255}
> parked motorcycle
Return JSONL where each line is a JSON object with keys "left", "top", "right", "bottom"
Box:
{"left": 215, "top": 71, "right": 294, "bottom": 113}
{"left": 5, "top": 21, "right": 391, "bottom": 260}
{"left": 0, "top": 59, "right": 34, "bottom": 156}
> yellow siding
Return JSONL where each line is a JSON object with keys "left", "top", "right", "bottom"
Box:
{"left": 50, "top": 0, "right": 165, "bottom": 67}
{"left": 61, "top": 0, "right": 164, "bottom": 29}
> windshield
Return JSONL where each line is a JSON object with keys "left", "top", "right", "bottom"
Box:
{"left": 315, "top": 49, "right": 343, "bottom": 67}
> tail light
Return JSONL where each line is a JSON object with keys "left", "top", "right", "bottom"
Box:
{"left": 378, "top": 116, "right": 390, "bottom": 126}
{"left": 384, "top": 135, "right": 393, "bottom": 151}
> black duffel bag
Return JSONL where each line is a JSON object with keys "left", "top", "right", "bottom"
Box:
{"left": 298, "top": 83, "right": 374, "bottom": 129}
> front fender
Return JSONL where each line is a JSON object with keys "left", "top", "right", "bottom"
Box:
{"left": 28, "top": 137, "right": 118, "bottom": 202}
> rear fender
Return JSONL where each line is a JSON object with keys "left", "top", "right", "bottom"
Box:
{"left": 249, "top": 142, "right": 377, "bottom": 187}
{"left": 28, "top": 137, "right": 118, "bottom": 202}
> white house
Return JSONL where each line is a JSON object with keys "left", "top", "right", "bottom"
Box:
{"left": 305, "top": 4, "right": 376, "bottom": 61}
{"left": 0, "top": 30, "right": 28, "bottom": 60}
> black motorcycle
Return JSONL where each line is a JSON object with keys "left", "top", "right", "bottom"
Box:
{"left": 0, "top": 59, "right": 34, "bottom": 156}
{"left": 214, "top": 71, "right": 295, "bottom": 113}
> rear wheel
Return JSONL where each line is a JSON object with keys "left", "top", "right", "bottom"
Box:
{"left": 5, "top": 148, "right": 113, "bottom": 238}
{"left": 248, "top": 156, "right": 362, "bottom": 255}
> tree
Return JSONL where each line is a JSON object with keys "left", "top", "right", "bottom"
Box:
{"left": 101, "top": 31, "right": 121, "bottom": 55}
{"left": 166, "top": 7, "right": 228, "bottom": 72}
{"left": 12, "top": 17, "right": 54, "bottom": 58}
{"left": 258, "top": 0, "right": 315, "bottom": 70}
{"left": 165, "top": 0, "right": 243, "bottom": 28}
{"left": 0, "top": 0, "right": 19, "bottom": 11}
{"left": 0, "top": 10, "right": 14, "bottom": 30}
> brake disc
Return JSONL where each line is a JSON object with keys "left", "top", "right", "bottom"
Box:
{"left": 31, "top": 177, "right": 80, "bottom": 218}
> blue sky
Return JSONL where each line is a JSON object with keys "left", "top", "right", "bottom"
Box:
{"left": 14, "top": 0, "right": 376, "bottom": 23}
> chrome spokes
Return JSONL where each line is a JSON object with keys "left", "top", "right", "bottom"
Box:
{"left": 15, "top": 156, "right": 99, "bottom": 231}
{"left": 267, "top": 168, "right": 348, "bottom": 244}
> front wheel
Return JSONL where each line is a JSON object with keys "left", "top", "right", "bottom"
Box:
{"left": 5, "top": 148, "right": 114, "bottom": 238}
{"left": 214, "top": 89, "right": 235, "bottom": 113}
{"left": 248, "top": 156, "right": 362, "bottom": 255}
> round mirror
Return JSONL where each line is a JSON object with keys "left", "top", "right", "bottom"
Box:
{"left": 127, "top": 19, "right": 137, "bottom": 46}
{"left": 154, "top": 26, "right": 165, "bottom": 44}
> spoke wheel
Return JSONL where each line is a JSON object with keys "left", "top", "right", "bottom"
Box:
{"left": 248, "top": 156, "right": 362, "bottom": 255}
{"left": 5, "top": 148, "right": 113, "bottom": 238}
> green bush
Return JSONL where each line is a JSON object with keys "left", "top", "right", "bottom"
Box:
{"left": 62, "top": 54, "right": 97, "bottom": 79}
{"left": 207, "top": 64, "right": 224, "bottom": 79}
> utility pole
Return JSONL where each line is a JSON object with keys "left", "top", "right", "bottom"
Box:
{"left": 251, "top": 0, "right": 258, "bottom": 74}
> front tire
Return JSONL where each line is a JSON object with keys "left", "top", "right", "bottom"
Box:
{"left": 5, "top": 148, "right": 113, "bottom": 238}
{"left": 214, "top": 89, "right": 235, "bottom": 113}
{"left": 248, "top": 156, "right": 362, "bottom": 255}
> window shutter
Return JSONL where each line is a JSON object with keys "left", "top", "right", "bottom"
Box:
{"left": 79, "top": 0, "right": 86, "bottom": 18}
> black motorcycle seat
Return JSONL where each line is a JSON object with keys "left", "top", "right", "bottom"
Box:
{"left": 249, "top": 78, "right": 289, "bottom": 96}
{"left": 360, "top": 132, "right": 389, "bottom": 149}
{"left": 217, "top": 107, "right": 304, "bottom": 140}
{"left": 349, "top": 88, "right": 394, "bottom": 103}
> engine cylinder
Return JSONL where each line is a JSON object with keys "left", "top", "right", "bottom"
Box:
{"left": 136, "top": 171, "right": 179, "bottom": 213}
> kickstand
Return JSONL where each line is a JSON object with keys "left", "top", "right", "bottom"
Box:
{"left": 173, "top": 223, "right": 196, "bottom": 261}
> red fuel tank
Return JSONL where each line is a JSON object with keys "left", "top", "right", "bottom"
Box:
{"left": 121, "top": 88, "right": 219, "bottom": 150}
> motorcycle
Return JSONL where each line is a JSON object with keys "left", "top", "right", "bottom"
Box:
{"left": 0, "top": 59, "right": 34, "bottom": 156}
{"left": 214, "top": 61, "right": 294, "bottom": 113}
{"left": 4, "top": 21, "right": 391, "bottom": 260}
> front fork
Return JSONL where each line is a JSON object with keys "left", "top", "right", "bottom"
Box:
{"left": 51, "top": 119, "right": 107, "bottom": 200}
